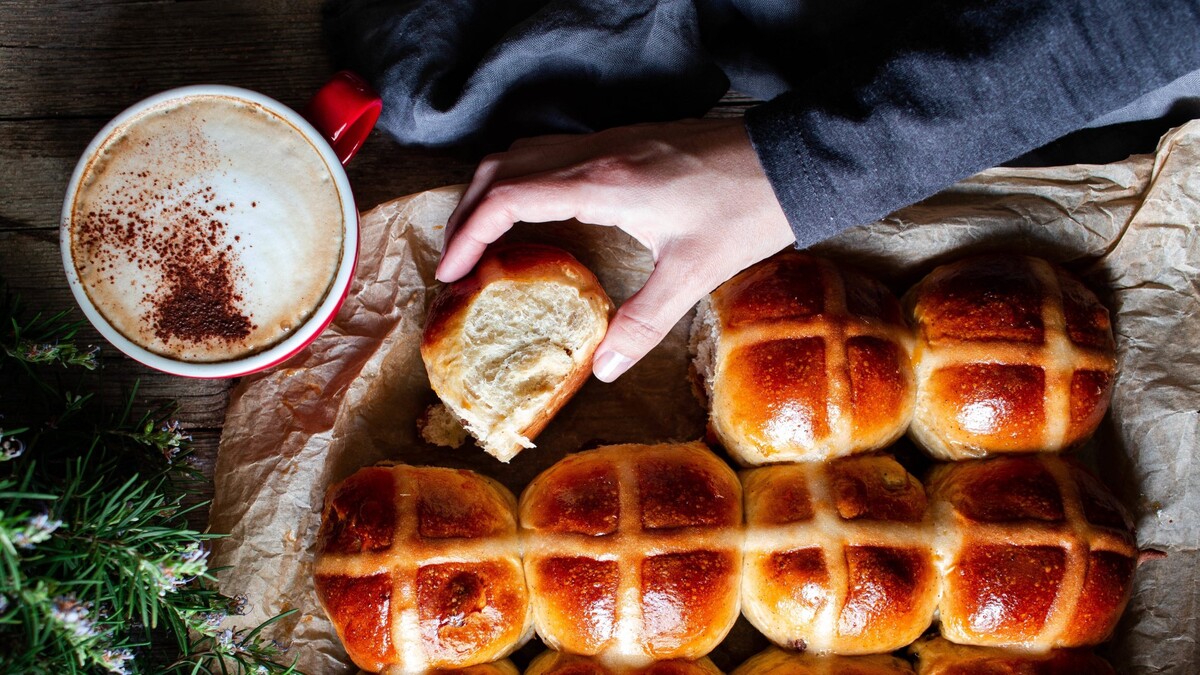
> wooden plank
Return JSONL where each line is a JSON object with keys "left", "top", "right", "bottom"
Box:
{"left": 0, "top": 120, "right": 475, "bottom": 231}
{"left": 1, "top": 229, "right": 232, "bottom": 427}
{"left": 0, "top": 0, "right": 330, "bottom": 119}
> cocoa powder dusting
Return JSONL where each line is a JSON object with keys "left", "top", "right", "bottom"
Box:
{"left": 153, "top": 255, "right": 252, "bottom": 343}
{"left": 75, "top": 163, "right": 256, "bottom": 347}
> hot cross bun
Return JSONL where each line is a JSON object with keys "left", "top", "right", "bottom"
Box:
{"left": 905, "top": 255, "right": 1116, "bottom": 460}
{"left": 421, "top": 243, "right": 613, "bottom": 462}
{"left": 741, "top": 455, "right": 938, "bottom": 654}
{"left": 733, "top": 646, "right": 915, "bottom": 675}
{"left": 520, "top": 442, "right": 743, "bottom": 666}
{"left": 910, "top": 637, "right": 1115, "bottom": 674}
{"left": 430, "top": 662, "right": 519, "bottom": 675}
{"left": 692, "top": 252, "right": 915, "bottom": 465}
{"left": 526, "top": 650, "right": 722, "bottom": 675}
{"left": 929, "top": 455, "right": 1136, "bottom": 649}
{"left": 313, "top": 465, "right": 532, "bottom": 673}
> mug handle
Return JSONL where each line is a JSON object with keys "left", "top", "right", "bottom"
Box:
{"left": 305, "top": 71, "right": 382, "bottom": 166}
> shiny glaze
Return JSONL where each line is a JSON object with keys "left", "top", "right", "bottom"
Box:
{"left": 313, "top": 572, "right": 395, "bottom": 668}
{"left": 1056, "top": 270, "right": 1114, "bottom": 351}
{"left": 928, "top": 363, "right": 1046, "bottom": 446}
{"left": 533, "top": 557, "right": 619, "bottom": 652}
{"left": 745, "top": 467, "right": 816, "bottom": 525}
{"left": 953, "top": 545, "right": 1066, "bottom": 639}
{"left": 1070, "top": 465, "right": 1135, "bottom": 532}
{"left": 1067, "top": 370, "right": 1113, "bottom": 442}
{"left": 416, "top": 561, "right": 526, "bottom": 662}
{"left": 830, "top": 456, "right": 926, "bottom": 522}
{"left": 846, "top": 336, "right": 910, "bottom": 442}
{"left": 907, "top": 255, "right": 1117, "bottom": 458}
{"left": 764, "top": 548, "right": 829, "bottom": 618}
{"left": 638, "top": 458, "right": 740, "bottom": 530}
{"left": 520, "top": 442, "right": 742, "bottom": 663}
{"left": 930, "top": 456, "right": 1137, "bottom": 648}
{"left": 742, "top": 456, "right": 937, "bottom": 654}
{"left": 838, "top": 547, "right": 933, "bottom": 637}
{"left": 313, "top": 464, "right": 529, "bottom": 672}
{"left": 319, "top": 466, "right": 396, "bottom": 554}
{"left": 709, "top": 251, "right": 915, "bottom": 464}
{"left": 915, "top": 255, "right": 1046, "bottom": 345}
{"left": 417, "top": 470, "right": 513, "bottom": 539}
{"left": 1072, "top": 551, "right": 1136, "bottom": 643}
{"left": 523, "top": 457, "right": 621, "bottom": 535}
{"left": 944, "top": 459, "right": 1065, "bottom": 523}
{"left": 728, "top": 338, "right": 830, "bottom": 449}
{"left": 718, "top": 255, "right": 828, "bottom": 329}
{"left": 641, "top": 551, "right": 738, "bottom": 656}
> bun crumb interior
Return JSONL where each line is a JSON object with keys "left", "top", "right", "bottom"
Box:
{"left": 421, "top": 244, "right": 613, "bottom": 461}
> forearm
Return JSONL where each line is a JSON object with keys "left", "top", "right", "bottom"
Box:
{"left": 746, "top": 0, "right": 1200, "bottom": 246}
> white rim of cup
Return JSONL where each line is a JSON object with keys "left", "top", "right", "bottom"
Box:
{"left": 60, "top": 85, "right": 359, "bottom": 379}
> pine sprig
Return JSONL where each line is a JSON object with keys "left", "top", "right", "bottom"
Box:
{"left": 0, "top": 286, "right": 300, "bottom": 674}
{"left": 1, "top": 291, "right": 99, "bottom": 373}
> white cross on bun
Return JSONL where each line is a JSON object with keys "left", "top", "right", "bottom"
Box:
{"left": 741, "top": 456, "right": 939, "bottom": 655}
{"left": 519, "top": 442, "right": 743, "bottom": 667}
{"left": 929, "top": 455, "right": 1136, "bottom": 650}
{"left": 691, "top": 252, "right": 916, "bottom": 465}
{"left": 905, "top": 255, "right": 1116, "bottom": 460}
{"left": 313, "top": 464, "right": 533, "bottom": 673}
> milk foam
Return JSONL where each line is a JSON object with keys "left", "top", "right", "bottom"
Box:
{"left": 70, "top": 95, "right": 345, "bottom": 362}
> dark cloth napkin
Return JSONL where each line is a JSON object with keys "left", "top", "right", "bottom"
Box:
{"left": 325, "top": 0, "right": 1200, "bottom": 246}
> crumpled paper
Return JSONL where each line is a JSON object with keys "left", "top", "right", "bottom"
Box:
{"left": 210, "top": 122, "right": 1200, "bottom": 674}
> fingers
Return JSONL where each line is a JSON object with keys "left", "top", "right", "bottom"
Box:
{"left": 438, "top": 173, "right": 624, "bottom": 283}
{"left": 593, "top": 253, "right": 714, "bottom": 382}
{"left": 438, "top": 136, "right": 600, "bottom": 283}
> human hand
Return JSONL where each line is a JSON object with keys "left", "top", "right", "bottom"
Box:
{"left": 436, "top": 117, "right": 795, "bottom": 382}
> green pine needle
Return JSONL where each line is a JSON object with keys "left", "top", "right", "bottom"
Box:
{"left": 0, "top": 284, "right": 301, "bottom": 673}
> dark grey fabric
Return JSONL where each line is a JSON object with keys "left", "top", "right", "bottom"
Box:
{"left": 742, "top": 0, "right": 1200, "bottom": 247}
{"left": 323, "top": 0, "right": 730, "bottom": 149}
{"left": 324, "top": 0, "right": 1200, "bottom": 245}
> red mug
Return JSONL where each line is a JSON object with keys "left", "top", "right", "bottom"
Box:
{"left": 60, "top": 73, "right": 382, "bottom": 378}
{"left": 306, "top": 70, "right": 383, "bottom": 165}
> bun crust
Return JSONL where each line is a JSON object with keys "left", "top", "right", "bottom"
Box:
{"left": 910, "top": 637, "right": 1116, "bottom": 674}
{"left": 421, "top": 244, "right": 613, "bottom": 461}
{"left": 314, "top": 465, "right": 532, "bottom": 673}
{"left": 905, "top": 255, "right": 1115, "bottom": 460}
{"left": 929, "top": 456, "right": 1136, "bottom": 649}
{"left": 741, "top": 456, "right": 938, "bottom": 654}
{"left": 526, "top": 650, "right": 722, "bottom": 675}
{"left": 694, "top": 252, "right": 915, "bottom": 465}
{"left": 429, "top": 662, "right": 520, "bottom": 675}
{"left": 733, "top": 646, "right": 915, "bottom": 675}
{"left": 520, "top": 442, "right": 743, "bottom": 666}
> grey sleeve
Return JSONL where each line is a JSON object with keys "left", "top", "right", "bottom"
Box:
{"left": 743, "top": 0, "right": 1200, "bottom": 248}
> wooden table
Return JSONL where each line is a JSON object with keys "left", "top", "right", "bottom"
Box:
{"left": 0, "top": 0, "right": 481, "bottom": 524}
{"left": 0, "top": 0, "right": 748, "bottom": 558}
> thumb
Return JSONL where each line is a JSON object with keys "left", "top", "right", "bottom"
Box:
{"left": 593, "top": 257, "right": 709, "bottom": 383}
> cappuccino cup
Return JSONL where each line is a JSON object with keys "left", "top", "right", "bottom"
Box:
{"left": 61, "top": 73, "right": 380, "bottom": 378}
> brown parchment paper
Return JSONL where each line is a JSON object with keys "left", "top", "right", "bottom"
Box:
{"left": 210, "top": 121, "right": 1200, "bottom": 674}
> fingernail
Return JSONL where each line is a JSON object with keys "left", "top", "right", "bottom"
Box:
{"left": 434, "top": 255, "right": 457, "bottom": 283}
{"left": 593, "top": 350, "right": 634, "bottom": 383}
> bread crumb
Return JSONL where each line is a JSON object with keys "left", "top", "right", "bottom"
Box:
{"left": 418, "top": 403, "right": 468, "bottom": 448}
